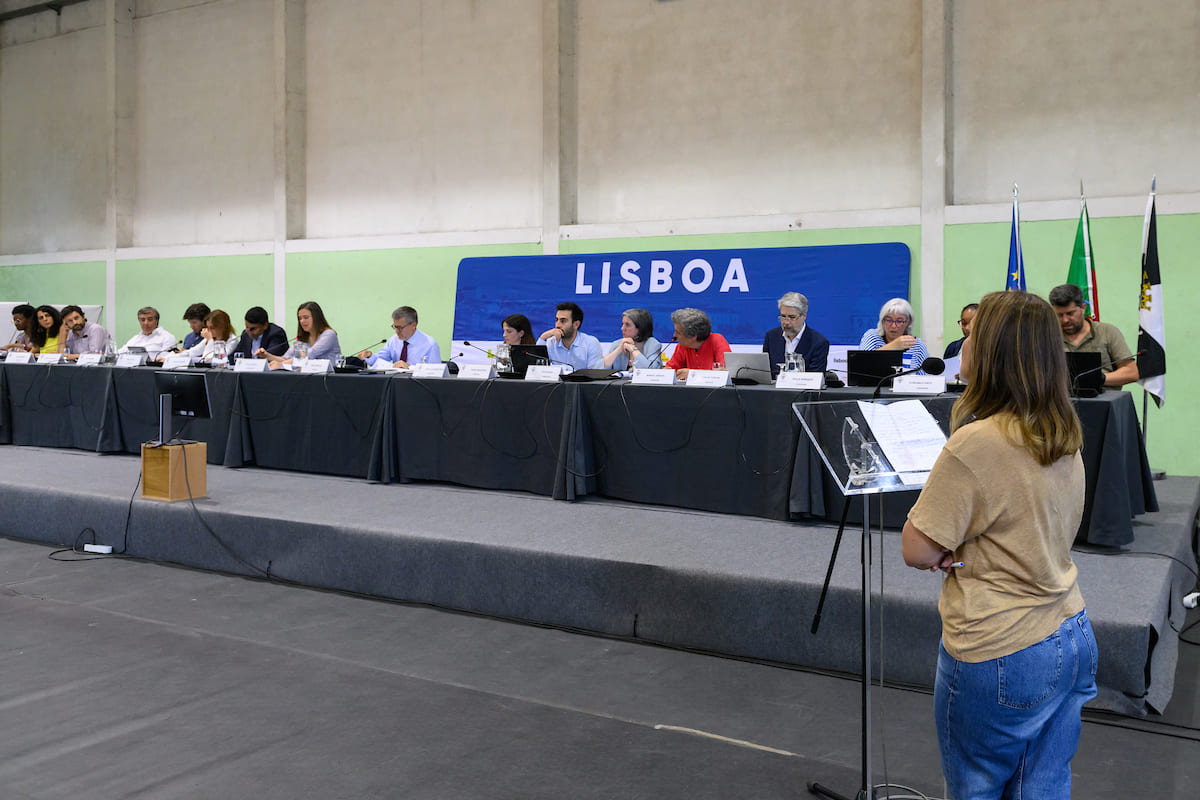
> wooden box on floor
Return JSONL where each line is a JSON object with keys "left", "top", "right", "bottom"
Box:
{"left": 141, "top": 442, "right": 207, "bottom": 501}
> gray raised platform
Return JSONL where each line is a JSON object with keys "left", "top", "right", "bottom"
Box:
{"left": 0, "top": 446, "right": 1193, "bottom": 716}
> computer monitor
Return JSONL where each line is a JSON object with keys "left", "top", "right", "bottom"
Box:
{"left": 154, "top": 370, "right": 212, "bottom": 443}
{"left": 846, "top": 349, "right": 903, "bottom": 387}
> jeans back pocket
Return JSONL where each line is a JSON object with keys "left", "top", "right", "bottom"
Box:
{"left": 997, "top": 631, "right": 1063, "bottom": 709}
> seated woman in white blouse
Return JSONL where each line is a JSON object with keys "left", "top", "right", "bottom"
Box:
{"left": 602, "top": 308, "right": 663, "bottom": 370}
{"left": 185, "top": 309, "right": 240, "bottom": 362}
{"left": 258, "top": 301, "right": 341, "bottom": 366}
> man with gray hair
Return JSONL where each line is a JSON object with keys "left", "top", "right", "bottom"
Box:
{"left": 762, "top": 292, "right": 829, "bottom": 376}
{"left": 359, "top": 306, "right": 440, "bottom": 368}
{"left": 664, "top": 307, "right": 732, "bottom": 380}
{"left": 118, "top": 306, "right": 176, "bottom": 359}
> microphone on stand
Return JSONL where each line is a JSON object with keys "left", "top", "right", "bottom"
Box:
{"left": 462, "top": 341, "right": 495, "bottom": 358}
{"left": 872, "top": 357, "right": 945, "bottom": 400}
{"left": 353, "top": 337, "right": 388, "bottom": 356}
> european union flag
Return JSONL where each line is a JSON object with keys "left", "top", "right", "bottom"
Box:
{"left": 1006, "top": 190, "right": 1025, "bottom": 291}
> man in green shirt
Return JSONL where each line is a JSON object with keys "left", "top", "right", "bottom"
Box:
{"left": 1049, "top": 284, "right": 1138, "bottom": 388}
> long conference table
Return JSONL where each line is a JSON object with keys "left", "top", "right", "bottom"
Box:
{"left": 0, "top": 363, "right": 1158, "bottom": 547}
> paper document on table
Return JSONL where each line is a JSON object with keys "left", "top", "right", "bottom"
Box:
{"left": 943, "top": 355, "right": 962, "bottom": 380}
{"left": 856, "top": 399, "right": 947, "bottom": 484}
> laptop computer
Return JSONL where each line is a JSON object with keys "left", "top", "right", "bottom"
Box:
{"left": 725, "top": 352, "right": 774, "bottom": 385}
{"left": 1065, "top": 351, "right": 1105, "bottom": 396}
{"left": 846, "top": 349, "right": 903, "bottom": 387}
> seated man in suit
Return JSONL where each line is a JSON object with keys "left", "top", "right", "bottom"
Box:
{"left": 943, "top": 303, "right": 978, "bottom": 359}
{"left": 232, "top": 306, "right": 289, "bottom": 359}
{"left": 762, "top": 292, "right": 830, "bottom": 376}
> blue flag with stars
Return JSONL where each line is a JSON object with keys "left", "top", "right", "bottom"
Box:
{"left": 1006, "top": 192, "right": 1025, "bottom": 291}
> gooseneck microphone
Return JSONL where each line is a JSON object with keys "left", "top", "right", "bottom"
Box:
{"left": 462, "top": 341, "right": 494, "bottom": 358}
{"left": 354, "top": 337, "right": 388, "bottom": 355}
{"left": 872, "top": 357, "right": 945, "bottom": 400}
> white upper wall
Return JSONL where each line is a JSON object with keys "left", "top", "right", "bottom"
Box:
{"left": 132, "top": 0, "right": 275, "bottom": 245}
{"left": 0, "top": 26, "right": 107, "bottom": 254}
{"left": 1, "top": 0, "right": 1198, "bottom": 254}
{"left": 953, "top": 0, "right": 1200, "bottom": 204}
{"left": 304, "top": 0, "right": 544, "bottom": 239}
{"left": 574, "top": 0, "right": 923, "bottom": 223}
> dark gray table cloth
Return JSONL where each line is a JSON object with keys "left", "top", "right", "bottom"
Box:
{"left": 0, "top": 365, "right": 1157, "bottom": 545}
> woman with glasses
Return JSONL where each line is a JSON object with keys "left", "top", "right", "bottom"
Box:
{"left": 859, "top": 297, "right": 928, "bottom": 372}
{"left": 902, "top": 291, "right": 1096, "bottom": 799}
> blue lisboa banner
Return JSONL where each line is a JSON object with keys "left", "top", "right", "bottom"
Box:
{"left": 453, "top": 243, "right": 910, "bottom": 346}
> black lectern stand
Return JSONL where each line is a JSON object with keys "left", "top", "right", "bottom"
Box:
{"left": 793, "top": 398, "right": 948, "bottom": 800}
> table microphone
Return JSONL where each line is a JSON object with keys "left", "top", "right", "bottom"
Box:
{"left": 872, "top": 357, "right": 945, "bottom": 400}
{"left": 353, "top": 337, "right": 387, "bottom": 355}
{"left": 461, "top": 341, "right": 494, "bottom": 358}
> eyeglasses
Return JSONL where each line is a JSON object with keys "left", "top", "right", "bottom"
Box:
{"left": 882, "top": 317, "right": 908, "bottom": 326}
{"left": 778, "top": 314, "right": 802, "bottom": 321}
{"left": 392, "top": 321, "right": 414, "bottom": 332}
{"left": 958, "top": 319, "right": 970, "bottom": 327}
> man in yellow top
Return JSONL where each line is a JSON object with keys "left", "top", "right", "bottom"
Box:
{"left": 1049, "top": 284, "right": 1138, "bottom": 388}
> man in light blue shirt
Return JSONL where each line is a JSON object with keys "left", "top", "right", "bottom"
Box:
{"left": 538, "top": 302, "right": 603, "bottom": 371}
{"left": 358, "top": 306, "right": 441, "bottom": 367}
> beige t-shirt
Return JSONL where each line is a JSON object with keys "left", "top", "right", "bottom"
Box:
{"left": 907, "top": 415, "right": 1085, "bottom": 663}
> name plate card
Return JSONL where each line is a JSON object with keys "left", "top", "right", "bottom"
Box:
{"left": 162, "top": 355, "right": 191, "bottom": 370}
{"left": 36, "top": 353, "right": 63, "bottom": 364}
{"left": 457, "top": 363, "right": 496, "bottom": 380}
{"left": 6, "top": 351, "right": 32, "bottom": 364}
{"left": 301, "top": 359, "right": 331, "bottom": 374}
{"left": 685, "top": 369, "right": 732, "bottom": 387}
{"left": 631, "top": 368, "right": 675, "bottom": 385}
{"left": 524, "top": 364, "right": 562, "bottom": 383}
{"left": 77, "top": 353, "right": 103, "bottom": 366}
{"left": 234, "top": 358, "right": 268, "bottom": 373}
{"left": 892, "top": 375, "right": 947, "bottom": 394}
{"left": 776, "top": 372, "right": 823, "bottom": 390}
{"left": 115, "top": 353, "right": 144, "bottom": 368}
{"left": 411, "top": 362, "right": 449, "bottom": 379}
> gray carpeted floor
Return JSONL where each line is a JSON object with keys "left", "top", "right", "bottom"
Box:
{"left": 1, "top": 534, "right": 1198, "bottom": 799}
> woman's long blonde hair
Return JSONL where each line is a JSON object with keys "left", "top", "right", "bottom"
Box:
{"left": 951, "top": 291, "right": 1082, "bottom": 465}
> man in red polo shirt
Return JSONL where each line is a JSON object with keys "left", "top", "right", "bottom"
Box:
{"left": 665, "top": 307, "right": 732, "bottom": 380}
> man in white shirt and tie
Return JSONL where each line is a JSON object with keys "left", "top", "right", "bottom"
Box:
{"left": 118, "top": 306, "right": 176, "bottom": 359}
{"left": 358, "top": 306, "right": 440, "bottom": 368}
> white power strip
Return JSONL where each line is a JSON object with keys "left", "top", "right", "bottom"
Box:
{"left": 82, "top": 544, "right": 113, "bottom": 555}
{"left": 1184, "top": 592, "right": 1200, "bottom": 610}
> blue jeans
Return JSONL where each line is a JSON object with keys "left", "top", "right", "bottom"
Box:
{"left": 935, "top": 609, "right": 1098, "bottom": 800}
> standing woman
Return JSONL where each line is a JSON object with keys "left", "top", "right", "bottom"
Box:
{"left": 902, "top": 291, "right": 1096, "bottom": 799}
{"left": 259, "top": 301, "right": 341, "bottom": 363}
{"left": 29, "top": 305, "right": 65, "bottom": 355}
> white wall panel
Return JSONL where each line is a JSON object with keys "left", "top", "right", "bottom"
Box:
{"left": 952, "top": 0, "right": 1200, "bottom": 204}
{"left": 305, "top": 0, "right": 543, "bottom": 239}
{"left": 133, "top": 0, "right": 274, "bottom": 245}
{"left": 0, "top": 28, "right": 107, "bottom": 254}
{"left": 574, "top": 0, "right": 922, "bottom": 224}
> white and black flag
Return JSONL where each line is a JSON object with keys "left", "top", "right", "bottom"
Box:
{"left": 1137, "top": 180, "right": 1166, "bottom": 407}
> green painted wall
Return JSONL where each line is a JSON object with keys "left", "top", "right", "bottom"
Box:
{"left": 286, "top": 243, "right": 542, "bottom": 356}
{"left": 945, "top": 212, "right": 1200, "bottom": 475}
{"left": 115, "top": 255, "right": 274, "bottom": 345}
{"left": 0, "top": 262, "right": 107, "bottom": 325}
{"left": 2, "top": 217, "right": 1194, "bottom": 476}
